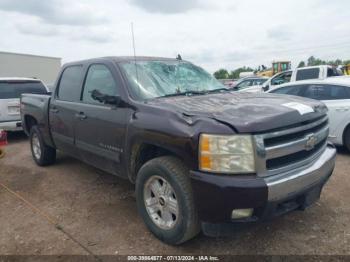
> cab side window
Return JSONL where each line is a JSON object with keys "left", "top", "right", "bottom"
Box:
{"left": 303, "top": 84, "right": 350, "bottom": 100}
{"left": 82, "top": 64, "right": 119, "bottom": 105}
{"left": 296, "top": 68, "right": 319, "bottom": 81}
{"left": 237, "top": 80, "right": 252, "bottom": 89}
{"left": 271, "top": 85, "right": 303, "bottom": 96}
{"left": 271, "top": 71, "right": 292, "bottom": 86}
{"left": 327, "top": 68, "right": 343, "bottom": 77}
{"left": 57, "top": 65, "right": 83, "bottom": 102}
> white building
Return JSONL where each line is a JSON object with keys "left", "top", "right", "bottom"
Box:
{"left": 0, "top": 51, "right": 62, "bottom": 85}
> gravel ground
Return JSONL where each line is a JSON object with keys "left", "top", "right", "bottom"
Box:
{"left": 0, "top": 132, "right": 349, "bottom": 255}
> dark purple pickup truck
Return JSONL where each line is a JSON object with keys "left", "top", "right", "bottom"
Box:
{"left": 20, "top": 56, "right": 336, "bottom": 244}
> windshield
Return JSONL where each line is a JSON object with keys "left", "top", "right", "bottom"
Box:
{"left": 0, "top": 81, "right": 47, "bottom": 99}
{"left": 119, "top": 60, "right": 226, "bottom": 100}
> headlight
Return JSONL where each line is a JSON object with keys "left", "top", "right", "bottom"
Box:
{"left": 199, "top": 134, "right": 255, "bottom": 174}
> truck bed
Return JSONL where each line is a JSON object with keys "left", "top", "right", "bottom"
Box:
{"left": 20, "top": 93, "right": 54, "bottom": 147}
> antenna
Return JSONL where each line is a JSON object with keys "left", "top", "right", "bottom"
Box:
{"left": 131, "top": 22, "right": 139, "bottom": 82}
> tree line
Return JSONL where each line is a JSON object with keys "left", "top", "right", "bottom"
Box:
{"left": 214, "top": 56, "right": 350, "bottom": 79}
{"left": 297, "top": 56, "right": 350, "bottom": 68}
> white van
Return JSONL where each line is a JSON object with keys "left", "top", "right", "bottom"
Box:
{"left": 0, "top": 78, "right": 49, "bottom": 131}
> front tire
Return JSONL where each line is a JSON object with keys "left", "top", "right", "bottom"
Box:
{"left": 136, "top": 156, "right": 200, "bottom": 245}
{"left": 344, "top": 126, "right": 350, "bottom": 152}
{"left": 30, "top": 126, "right": 56, "bottom": 166}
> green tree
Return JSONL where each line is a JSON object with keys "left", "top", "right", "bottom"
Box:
{"left": 297, "top": 61, "right": 305, "bottom": 68}
{"left": 229, "top": 66, "right": 254, "bottom": 79}
{"left": 307, "top": 56, "right": 326, "bottom": 66}
{"left": 328, "top": 59, "right": 343, "bottom": 66}
{"left": 213, "top": 69, "right": 229, "bottom": 79}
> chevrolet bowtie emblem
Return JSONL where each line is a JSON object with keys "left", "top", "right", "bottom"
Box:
{"left": 305, "top": 134, "right": 317, "bottom": 151}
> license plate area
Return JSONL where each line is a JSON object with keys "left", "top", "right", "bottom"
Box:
{"left": 300, "top": 186, "right": 322, "bottom": 209}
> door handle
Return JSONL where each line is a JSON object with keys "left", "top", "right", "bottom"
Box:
{"left": 75, "top": 112, "right": 87, "bottom": 120}
{"left": 335, "top": 107, "right": 349, "bottom": 112}
{"left": 50, "top": 107, "right": 59, "bottom": 113}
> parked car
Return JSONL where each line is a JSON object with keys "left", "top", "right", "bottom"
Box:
{"left": 241, "top": 70, "right": 293, "bottom": 93}
{"left": 262, "top": 66, "right": 344, "bottom": 92}
{"left": 268, "top": 77, "right": 350, "bottom": 151}
{"left": 219, "top": 79, "right": 237, "bottom": 88}
{"left": 0, "top": 78, "right": 49, "bottom": 131}
{"left": 239, "top": 71, "right": 255, "bottom": 78}
{"left": 21, "top": 57, "right": 336, "bottom": 244}
{"left": 231, "top": 77, "right": 268, "bottom": 91}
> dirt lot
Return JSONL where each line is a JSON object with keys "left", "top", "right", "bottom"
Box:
{"left": 0, "top": 132, "right": 349, "bottom": 256}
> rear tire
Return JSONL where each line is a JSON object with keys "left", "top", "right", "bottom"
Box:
{"left": 30, "top": 126, "right": 56, "bottom": 166}
{"left": 136, "top": 156, "right": 200, "bottom": 245}
{"left": 344, "top": 126, "right": 350, "bottom": 152}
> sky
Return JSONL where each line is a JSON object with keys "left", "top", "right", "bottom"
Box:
{"left": 0, "top": 0, "right": 349, "bottom": 73}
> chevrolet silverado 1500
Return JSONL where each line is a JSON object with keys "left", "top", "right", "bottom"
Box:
{"left": 20, "top": 57, "right": 336, "bottom": 244}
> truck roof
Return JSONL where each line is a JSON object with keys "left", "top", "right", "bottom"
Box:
{"left": 63, "top": 56, "right": 183, "bottom": 66}
{"left": 0, "top": 77, "right": 42, "bottom": 82}
{"left": 296, "top": 65, "right": 333, "bottom": 70}
{"left": 272, "top": 76, "right": 350, "bottom": 89}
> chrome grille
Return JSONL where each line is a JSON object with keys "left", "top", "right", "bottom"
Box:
{"left": 254, "top": 115, "right": 329, "bottom": 177}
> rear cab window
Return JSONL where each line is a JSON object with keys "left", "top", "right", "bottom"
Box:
{"left": 56, "top": 65, "right": 84, "bottom": 102}
{"left": 0, "top": 80, "right": 47, "bottom": 99}
{"left": 296, "top": 68, "right": 319, "bottom": 81}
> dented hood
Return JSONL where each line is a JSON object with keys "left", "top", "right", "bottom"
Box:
{"left": 149, "top": 92, "right": 327, "bottom": 133}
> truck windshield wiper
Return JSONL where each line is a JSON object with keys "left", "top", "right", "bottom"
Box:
{"left": 159, "top": 88, "right": 230, "bottom": 98}
{"left": 206, "top": 88, "right": 230, "bottom": 93}
{"left": 160, "top": 90, "right": 207, "bottom": 98}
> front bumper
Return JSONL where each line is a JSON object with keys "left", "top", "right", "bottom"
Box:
{"left": 190, "top": 144, "right": 336, "bottom": 225}
{"left": 0, "top": 121, "right": 22, "bottom": 131}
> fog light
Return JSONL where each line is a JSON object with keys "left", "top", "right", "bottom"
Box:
{"left": 231, "top": 208, "right": 254, "bottom": 219}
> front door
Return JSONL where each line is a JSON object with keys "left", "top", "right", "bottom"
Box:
{"left": 74, "top": 63, "right": 128, "bottom": 176}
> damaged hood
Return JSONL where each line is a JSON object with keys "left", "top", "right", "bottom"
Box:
{"left": 148, "top": 92, "right": 328, "bottom": 133}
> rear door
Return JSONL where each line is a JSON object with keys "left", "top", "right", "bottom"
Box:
{"left": 49, "top": 65, "right": 84, "bottom": 154}
{"left": 73, "top": 62, "right": 128, "bottom": 176}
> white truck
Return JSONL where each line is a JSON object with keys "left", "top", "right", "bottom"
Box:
{"left": 259, "top": 65, "right": 344, "bottom": 92}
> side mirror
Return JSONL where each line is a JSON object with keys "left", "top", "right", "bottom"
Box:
{"left": 91, "top": 89, "right": 121, "bottom": 106}
{"left": 262, "top": 84, "right": 269, "bottom": 92}
{"left": 104, "top": 95, "right": 121, "bottom": 106}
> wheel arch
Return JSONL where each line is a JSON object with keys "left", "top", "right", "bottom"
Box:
{"left": 128, "top": 142, "right": 188, "bottom": 183}
{"left": 23, "top": 115, "right": 38, "bottom": 135}
{"left": 343, "top": 122, "right": 350, "bottom": 145}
